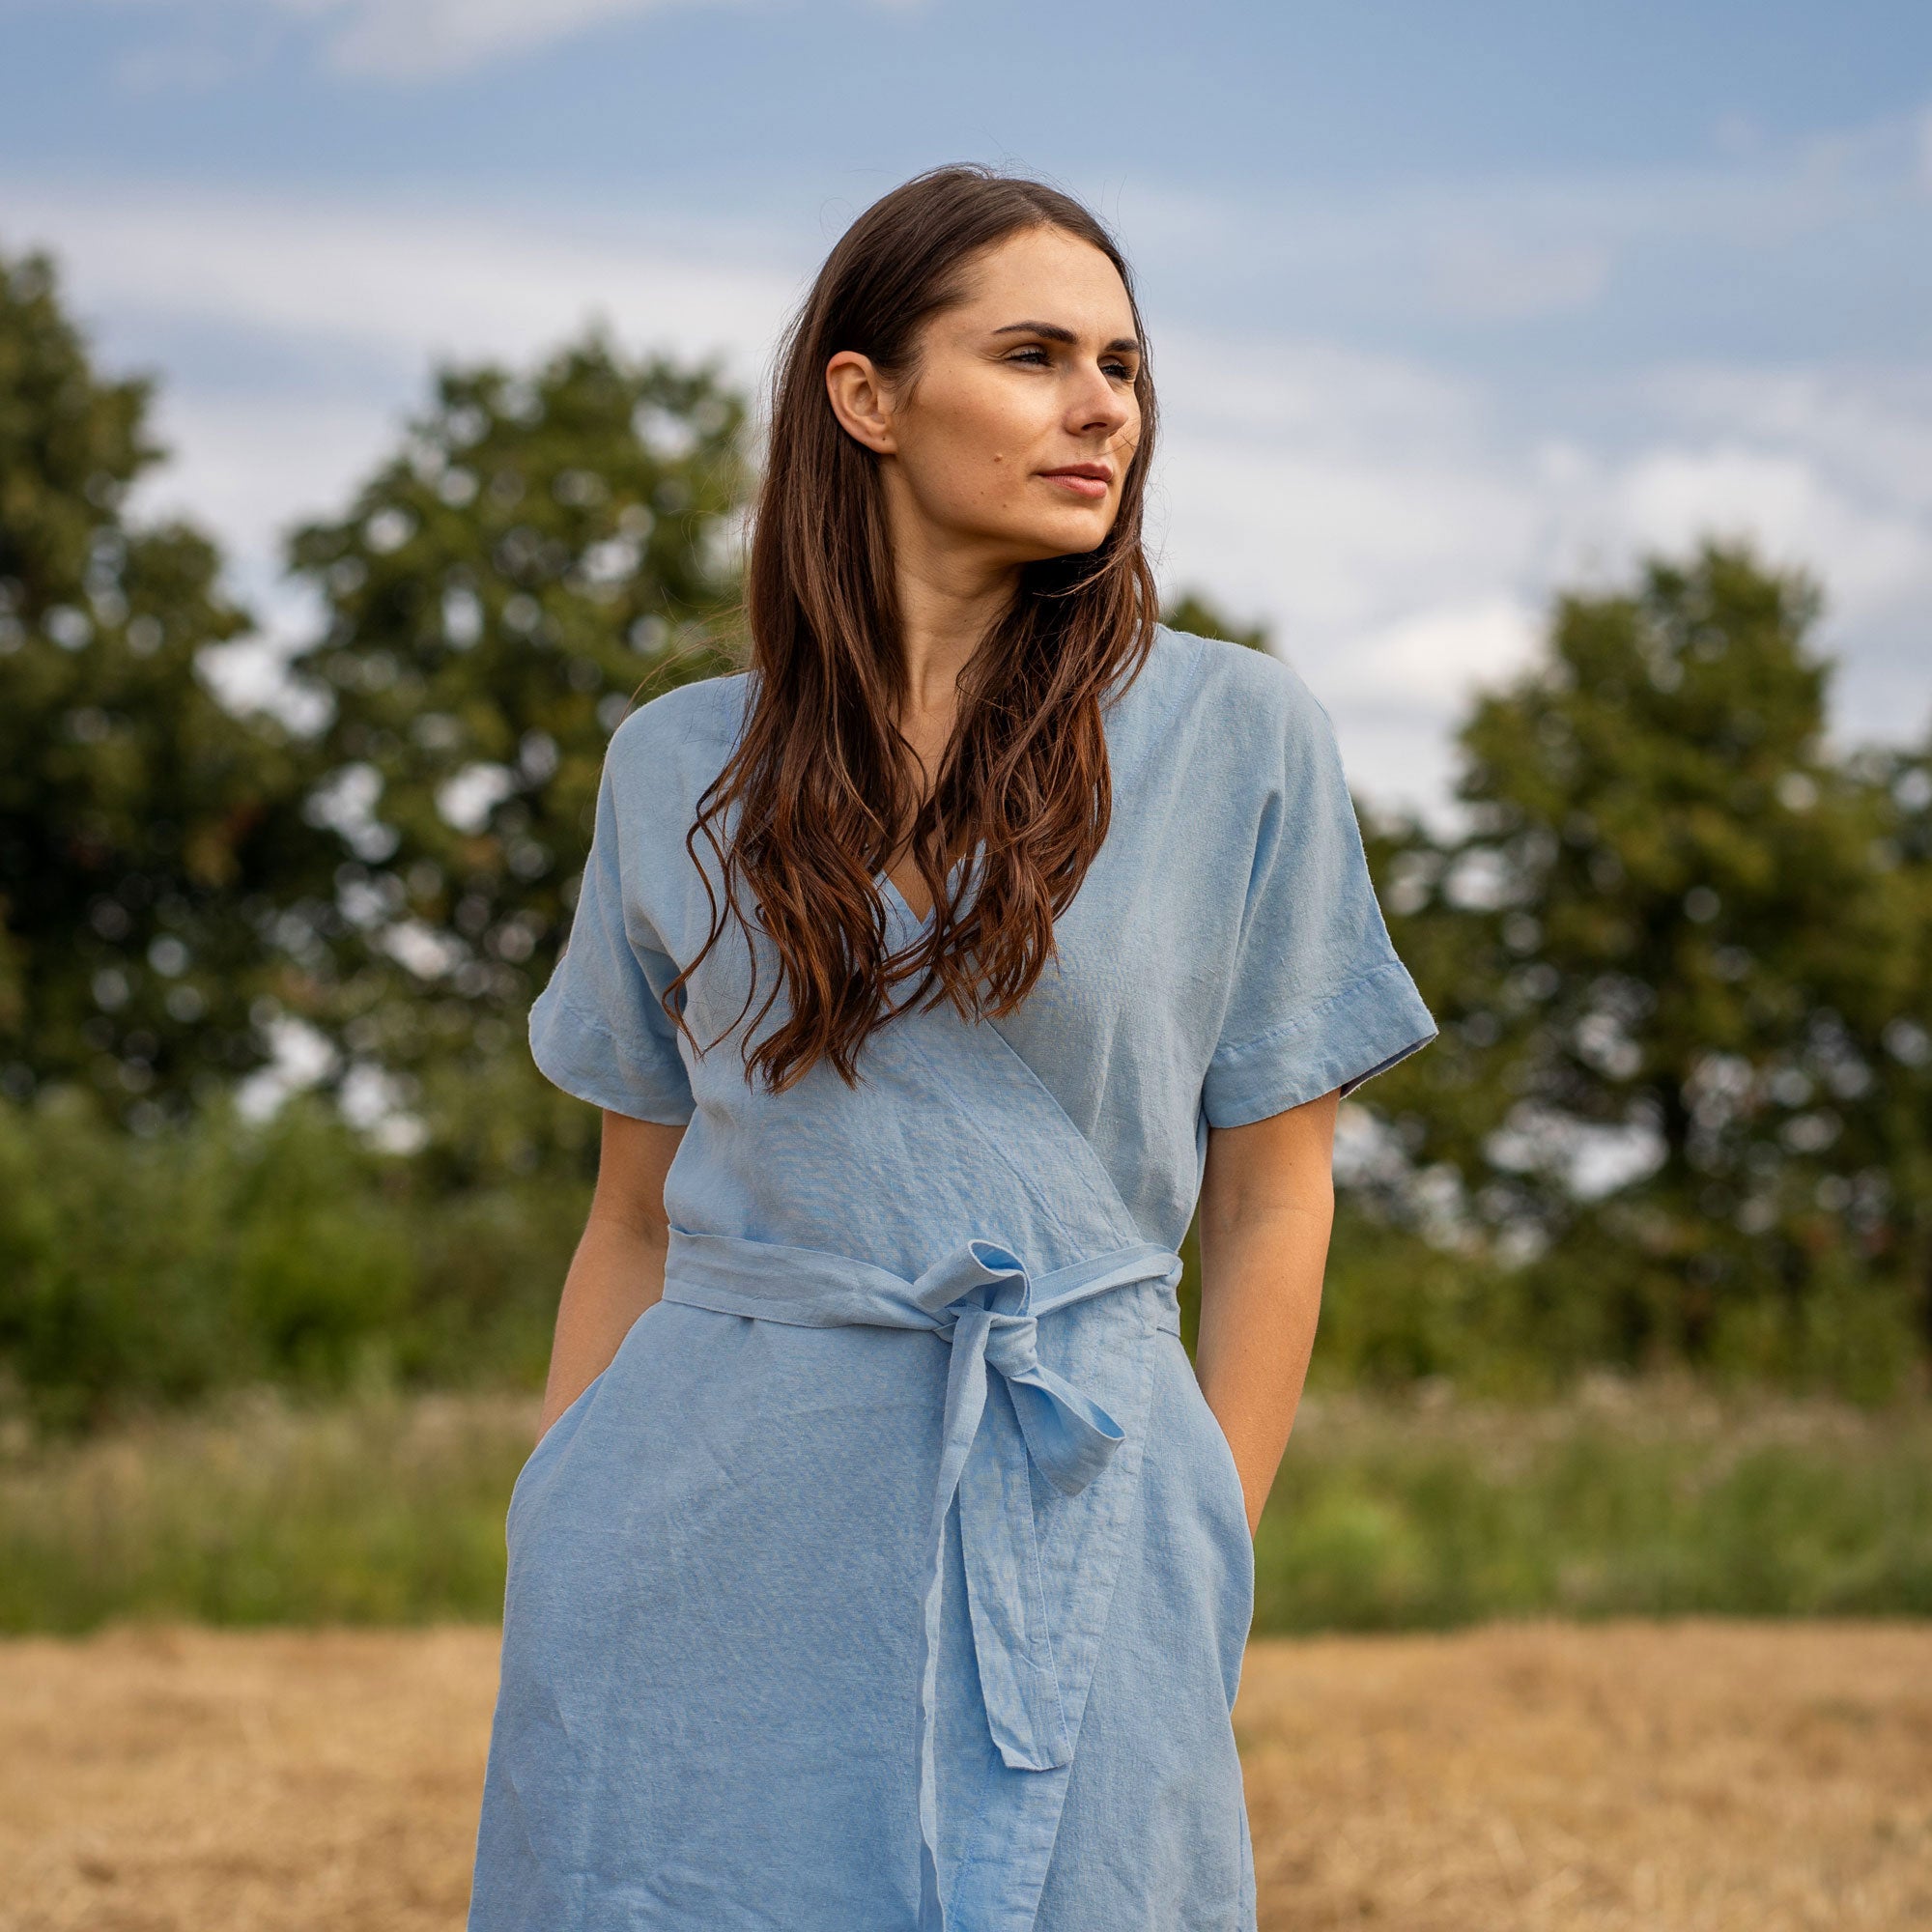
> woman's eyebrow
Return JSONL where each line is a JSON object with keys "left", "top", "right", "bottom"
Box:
{"left": 990, "top": 321, "right": 1141, "bottom": 355}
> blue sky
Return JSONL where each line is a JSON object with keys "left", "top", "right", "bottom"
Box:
{"left": 5, "top": 0, "right": 1930, "bottom": 805}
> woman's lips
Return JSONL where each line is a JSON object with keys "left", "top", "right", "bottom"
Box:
{"left": 1038, "top": 468, "right": 1111, "bottom": 500}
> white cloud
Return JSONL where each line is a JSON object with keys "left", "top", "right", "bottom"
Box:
{"left": 7, "top": 177, "right": 805, "bottom": 709}
{"left": 6, "top": 178, "right": 804, "bottom": 597}
{"left": 1325, "top": 596, "right": 1543, "bottom": 716}
{"left": 305, "top": 0, "right": 700, "bottom": 79}
{"left": 1153, "top": 331, "right": 1482, "bottom": 461}
{"left": 1427, "top": 233, "right": 1612, "bottom": 324}
{"left": 88, "top": 0, "right": 737, "bottom": 81}
{"left": 1611, "top": 444, "right": 1929, "bottom": 623}
{"left": 1639, "top": 365, "right": 1932, "bottom": 521}
{"left": 1151, "top": 327, "right": 1524, "bottom": 627}
{"left": 3, "top": 182, "right": 802, "bottom": 368}
{"left": 137, "top": 386, "right": 397, "bottom": 583}
{"left": 1574, "top": 363, "right": 1932, "bottom": 747}
{"left": 87, "top": 0, "right": 919, "bottom": 81}
{"left": 1146, "top": 328, "right": 1547, "bottom": 800}
{"left": 1300, "top": 598, "right": 1544, "bottom": 812}
{"left": 1123, "top": 93, "right": 1932, "bottom": 352}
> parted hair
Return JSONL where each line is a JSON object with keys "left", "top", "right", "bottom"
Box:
{"left": 668, "top": 164, "right": 1160, "bottom": 1091}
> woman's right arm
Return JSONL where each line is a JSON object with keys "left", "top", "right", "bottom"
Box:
{"left": 535, "top": 1110, "right": 687, "bottom": 1439}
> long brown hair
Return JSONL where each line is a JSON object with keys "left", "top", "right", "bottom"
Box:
{"left": 668, "top": 164, "right": 1160, "bottom": 1091}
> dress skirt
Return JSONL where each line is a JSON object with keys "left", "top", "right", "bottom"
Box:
{"left": 469, "top": 1267, "right": 1256, "bottom": 1932}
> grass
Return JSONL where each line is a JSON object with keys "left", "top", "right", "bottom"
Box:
{"left": 3, "top": 1380, "right": 1930, "bottom": 1635}
{"left": 1257, "top": 1380, "right": 1932, "bottom": 1632}
{"left": 0, "top": 1391, "right": 531, "bottom": 1632}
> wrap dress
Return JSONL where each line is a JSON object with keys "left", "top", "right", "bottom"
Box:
{"left": 468, "top": 624, "right": 1436, "bottom": 1932}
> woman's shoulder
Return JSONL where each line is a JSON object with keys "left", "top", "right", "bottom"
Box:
{"left": 1119, "top": 624, "right": 1336, "bottom": 770}
{"left": 603, "top": 668, "right": 750, "bottom": 801}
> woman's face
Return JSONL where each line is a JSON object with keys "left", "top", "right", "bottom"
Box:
{"left": 827, "top": 225, "right": 1144, "bottom": 570}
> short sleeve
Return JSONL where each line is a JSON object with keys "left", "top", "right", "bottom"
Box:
{"left": 1200, "top": 667, "right": 1436, "bottom": 1129}
{"left": 527, "top": 743, "right": 696, "bottom": 1125}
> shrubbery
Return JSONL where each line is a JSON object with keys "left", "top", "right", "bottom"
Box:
{"left": 0, "top": 1079, "right": 592, "bottom": 1429}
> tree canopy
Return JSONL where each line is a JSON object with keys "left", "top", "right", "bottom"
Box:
{"left": 280, "top": 333, "right": 753, "bottom": 1113}
{"left": 1363, "top": 543, "right": 1932, "bottom": 1371}
{"left": 1159, "top": 588, "right": 1269, "bottom": 652}
{"left": 0, "top": 249, "right": 332, "bottom": 1121}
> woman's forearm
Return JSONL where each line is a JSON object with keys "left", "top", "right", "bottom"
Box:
{"left": 1194, "top": 1189, "right": 1335, "bottom": 1536}
{"left": 537, "top": 1211, "right": 669, "bottom": 1436}
{"left": 535, "top": 1113, "right": 687, "bottom": 1438}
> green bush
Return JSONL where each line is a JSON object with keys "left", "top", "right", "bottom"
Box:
{"left": 0, "top": 1084, "right": 590, "bottom": 1428}
{"left": 1299, "top": 1204, "right": 1922, "bottom": 1404}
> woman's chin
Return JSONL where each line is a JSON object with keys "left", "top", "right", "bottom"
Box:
{"left": 1004, "top": 512, "right": 1119, "bottom": 564}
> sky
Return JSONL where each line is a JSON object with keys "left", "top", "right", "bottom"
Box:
{"left": 4, "top": 0, "right": 1930, "bottom": 809}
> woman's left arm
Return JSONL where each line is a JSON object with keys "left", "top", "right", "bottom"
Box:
{"left": 1193, "top": 1089, "right": 1340, "bottom": 1536}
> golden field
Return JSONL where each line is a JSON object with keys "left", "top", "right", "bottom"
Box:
{"left": 4, "top": 1621, "right": 1929, "bottom": 1931}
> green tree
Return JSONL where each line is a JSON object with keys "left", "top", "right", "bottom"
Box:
{"left": 1160, "top": 588, "right": 1269, "bottom": 651}
{"left": 0, "top": 249, "right": 330, "bottom": 1119}
{"left": 1365, "top": 542, "right": 1931, "bottom": 1377}
{"left": 283, "top": 333, "right": 753, "bottom": 1112}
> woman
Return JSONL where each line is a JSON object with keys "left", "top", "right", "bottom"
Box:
{"left": 468, "top": 165, "right": 1435, "bottom": 1932}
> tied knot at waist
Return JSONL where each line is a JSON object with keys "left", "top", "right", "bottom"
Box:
{"left": 660, "top": 1228, "right": 1182, "bottom": 1434}
{"left": 915, "top": 1239, "right": 1143, "bottom": 1501}
{"left": 660, "top": 1229, "right": 1183, "bottom": 1759}
{"left": 661, "top": 1232, "right": 1183, "bottom": 1505}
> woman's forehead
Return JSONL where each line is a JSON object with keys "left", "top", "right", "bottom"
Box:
{"left": 951, "top": 228, "right": 1135, "bottom": 337}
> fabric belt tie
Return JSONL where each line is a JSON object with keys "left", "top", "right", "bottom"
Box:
{"left": 660, "top": 1228, "right": 1183, "bottom": 1919}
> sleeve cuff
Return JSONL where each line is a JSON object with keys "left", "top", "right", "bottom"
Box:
{"left": 527, "top": 981, "right": 696, "bottom": 1125}
{"left": 1202, "top": 959, "right": 1437, "bottom": 1129}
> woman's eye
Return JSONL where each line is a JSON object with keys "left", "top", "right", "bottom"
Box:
{"left": 1004, "top": 346, "right": 1136, "bottom": 381}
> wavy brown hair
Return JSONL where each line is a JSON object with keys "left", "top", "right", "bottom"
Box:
{"left": 668, "top": 164, "right": 1160, "bottom": 1091}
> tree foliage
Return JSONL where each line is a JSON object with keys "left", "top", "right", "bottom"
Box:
{"left": 1160, "top": 588, "right": 1269, "bottom": 652}
{"left": 1363, "top": 543, "right": 1932, "bottom": 1375}
{"left": 282, "top": 333, "right": 752, "bottom": 1103}
{"left": 0, "top": 250, "right": 331, "bottom": 1120}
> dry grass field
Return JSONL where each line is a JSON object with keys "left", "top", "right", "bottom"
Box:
{"left": 3, "top": 1621, "right": 1928, "bottom": 1931}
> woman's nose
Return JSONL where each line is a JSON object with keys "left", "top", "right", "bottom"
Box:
{"left": 1068, "top": 370, "right": 1132, "bottom": 438}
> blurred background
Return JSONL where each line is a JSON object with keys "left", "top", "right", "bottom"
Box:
{"left": 3, "top": 4, "right": 1931, "bottom": 1928}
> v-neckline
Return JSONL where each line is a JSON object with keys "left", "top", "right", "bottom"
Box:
{"left": 879, "top": 870, "right": 936, "bottom": 933}
{"left": 882, "top": 846, "right": 982, "bottom": 934}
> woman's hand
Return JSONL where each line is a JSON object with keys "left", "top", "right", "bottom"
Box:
{"left": 534, "top": 1110, "right": 687, "bottom": 1440}
{"left": 1192, "top": 1090, "right": 1339, "bottom": 1536}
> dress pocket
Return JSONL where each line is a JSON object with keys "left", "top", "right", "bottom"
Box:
{"left": 1156, "top": 1336, "right": 1251, "bottom": 1538}
{"left": 1198, "top": 1388, "right": 1258, "bottom": 1632}
{"left": 1153, "top": 1334, "right": 1257, "bottom": 1639}
{"left": 506, "top": 1367, "right": 608, "bottom": 1547}
{"left": 1200, "top": 1393, "right": 1247, "bottom": 1528}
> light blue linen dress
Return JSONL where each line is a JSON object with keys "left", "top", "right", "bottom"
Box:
{"left": 468, "top": 625, "right": 1435, "bottom": 1932}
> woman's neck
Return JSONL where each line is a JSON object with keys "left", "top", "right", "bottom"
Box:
{"left": 886, "top": 511, "right": 1019, "bottom": 777}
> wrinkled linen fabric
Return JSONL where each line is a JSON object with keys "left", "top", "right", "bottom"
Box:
{"left": 468, "top": 627, "right": 1436, "bottom": 1932}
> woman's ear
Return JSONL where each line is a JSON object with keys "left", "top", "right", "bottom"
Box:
{"left": 825, "top": 351, "right": 897, "bottom": 456}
